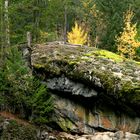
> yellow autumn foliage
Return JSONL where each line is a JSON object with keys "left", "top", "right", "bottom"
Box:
{"left": 67, "top": 22, "right": 88, "bottom": 45}
{"left": 116, "top": 9, "right": 140, "bottom": 59}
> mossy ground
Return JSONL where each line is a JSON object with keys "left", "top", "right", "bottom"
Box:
{"left": 84, "top": 49, "right": 124, "bottom": 63}
{"left": 0, "top": 117, "right": 37, "bottom": 140}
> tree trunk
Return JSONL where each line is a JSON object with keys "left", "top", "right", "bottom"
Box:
{"left": 0, "top": 0, "right": 4, "bottom": 48}
{"left": 33, "top": 0, "right": 40, "bottom": 43}
{"left": 0, "top": 0, "right": 4, "bottom": 61}
{"left": 64, "top": 6, "right": 67, "bottom": 44}
{"left": 27, "top": 32, "right": 31, "bottom": 48}
{"left": 4, "top": 0, "right": 10, "bottom": 48}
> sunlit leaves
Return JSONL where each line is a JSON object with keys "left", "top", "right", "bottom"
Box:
{"left": 116, "top": 9, "right": 140, "bottom": 59}
{"left": 67, "top": 22, "right": 87, "bottom": 45}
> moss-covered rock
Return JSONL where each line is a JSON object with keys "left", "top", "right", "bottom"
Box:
{"left": 31, "top": 43, "right": 140, "bottom": 113}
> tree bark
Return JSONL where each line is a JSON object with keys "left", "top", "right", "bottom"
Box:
{"left": 0, "top": 0, "right": 3, "bottom": 48}
{"left": 27, "top": 32, "right": 31, "bottom": 48}
{"left": 4, "top": 0, "right": 10, "bottom": 48}
{"left": 0, "top": 0, "right": 4, "bottom": 54}
{"left": 33, "top": 0, "right": 40, "bottom": 42}
{"left": 64, "top": 6, "right": 67, "bottom": 44}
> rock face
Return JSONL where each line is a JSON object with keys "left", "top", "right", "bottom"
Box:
{"left": 51, "top": 93, "right": 140, "bottom": 134}
{"left": 47, "top": 76, "right": 97, "bottom": 97}
{"left": 46, "top": 76, "right": 140, "bottom": 134}
{"left": 0, "top": 115, "right": 140, "bottom": 140}
{"left": 31, "top": 44, "right": 140, "bottom": 136}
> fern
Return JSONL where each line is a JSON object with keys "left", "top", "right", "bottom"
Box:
{"left": 32, "top": 83, "right": 53, "bottom": 124}
{"left": 0, "top": 46, "right": 53, "bottom": 123}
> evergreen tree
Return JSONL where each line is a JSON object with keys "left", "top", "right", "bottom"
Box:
{"left": 94, "top": 0, "right": 130, "bottom": 51}
{"left": 0, "top": 46, "right": 53, "bottom": 121}
{"left": 31, "top": 82, "right": 53, "bottom": 123}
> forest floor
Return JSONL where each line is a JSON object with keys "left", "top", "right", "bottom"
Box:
{"left": 0, "top": 111, "right": 31, "bottom": 126}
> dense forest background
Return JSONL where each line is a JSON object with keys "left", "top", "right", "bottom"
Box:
{"left": 0, "top": 0, "right": 140, "bottom": 54}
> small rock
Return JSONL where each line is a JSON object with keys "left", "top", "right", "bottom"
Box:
{"left": 40, "top": 131, "right": 49, "bottom": 140}
{"left": 112, "top": 67, "right": 121, "bottom": 73}
{"left": 124, "top": 132, "right": 139, "bottom": 140}
{"left": 114, "top": 131, "right": 124, "bottom": 139}
{"left": 3, "top": 119, "right": 10, "bottom": 129}
{"left": 113, "top": 72, "right": 123, "bottom": 78}
{"left": 101, "top": 66, "right": 106, "bottom": 70}
{"left": 49, "top": 135, "right": 57, "bottom": 140}
{"left": 76, "top": 137, "right": 87, "bottom": 140}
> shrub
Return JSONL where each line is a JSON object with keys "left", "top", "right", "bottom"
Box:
{"left": 67, "top": 22, "right": 88, "bottom": 45}
{"left": 116, "top": 9, "right": 140, "bottom": 59}
{"left": 0, "top": 46, "right": 53, "bottom": 122}
{"left": 31, "top": 81, "right": 53, "bottom": 124}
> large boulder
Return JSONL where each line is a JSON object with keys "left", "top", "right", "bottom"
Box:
{"left": 31, "top": 43, "right": 140, "bottom": 134}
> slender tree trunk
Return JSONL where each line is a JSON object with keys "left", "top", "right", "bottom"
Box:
{"left": 0, "top": 1, "right": 2, "bottom": 49}
{"left": 0, "top": 0, "right": 3, "bottom": 47}
{"left": 64, "top": 6, "right": 67, "bottom": 44}
{"left": 0, "top": 0, "right": 5, "bottom": 63}
{"left": 27, "top": 31, "right": 31, "bottom": 48}
{"left": 4, "top": 0, "right": 10, "bottom": 48}
{"left": 33, "top": 0, "right": 40, "bottom": 43}
{"left": 34, "top": 10, "right": 40, "bottom": 42}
